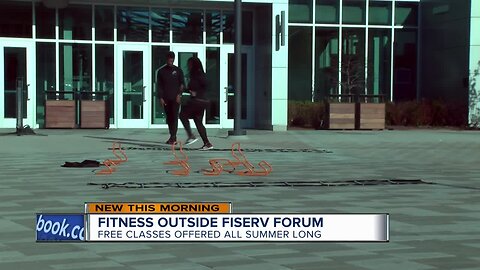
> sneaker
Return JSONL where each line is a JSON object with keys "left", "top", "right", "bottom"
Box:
{"left": 185, "top": 136, "right": 198, "bottom": 146}
{"left": 165, "top": 138, "right": 176, "bottom": 145}
{"left": 199, "top": 143, "right": 213, "bottom": 151}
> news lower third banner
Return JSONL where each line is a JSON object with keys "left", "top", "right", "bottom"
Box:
{"left": 36, "top": 202, "right": 388, "bottom": 242}
{"left": 36, "top": 214, "right": 85, "bottom": 241}
{"left": 86, "top": 214, "right": 389, "bottom": 242}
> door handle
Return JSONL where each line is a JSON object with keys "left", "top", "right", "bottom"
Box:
{"left": 224, "top": 86, "right": 233, "bottom": 103}
{"left": 142, "top": 86, "right": 146, "bottom": 102}
{"left": 26, "top": 84, "right": 30, "bottom": 100}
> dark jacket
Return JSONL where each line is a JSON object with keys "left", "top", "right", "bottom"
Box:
{"left": 157, "top": 64, "right": 185, "bottom": 101}
{"left": 188, "top": 72, "right": 208, "bottom": 100}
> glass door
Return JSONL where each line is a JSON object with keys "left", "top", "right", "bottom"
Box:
{"left": 170, "top": 45, "right": 206, "bottom": 95}
{"left": 116, "top": 44, "right": 150, "bottom": 128}
{"left": 169, "top": 45, "right": 206, "bottom": 128}
{"left": 221, "top": 46, "right": 254, "bottom": 129}
{"left": 220, "top": 45, "right": 234, "bottom": 128}
{"left": 0, "top": 41, "right": 35, "bottom": 128}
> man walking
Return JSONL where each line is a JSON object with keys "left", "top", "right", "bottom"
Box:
{"left": 157, "top": 51, "right": 184, "bottom": 144}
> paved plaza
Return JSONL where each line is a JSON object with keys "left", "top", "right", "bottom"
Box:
{"left": 0, "top": 128, "right": 479, "bottom": 270}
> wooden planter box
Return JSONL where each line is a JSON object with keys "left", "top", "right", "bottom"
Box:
{"left": 45, "top": 100, "right": 76, "bottom": 128}
{"left": 328, "top": 103, "right": 356, "bottom": 130}
{"left": 359, "top": 103, "right": 385, "bottom": 130}
{"left": 80, "top": 100, "right": 109, "bottom": 128}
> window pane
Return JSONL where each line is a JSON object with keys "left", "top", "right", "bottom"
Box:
{"left": 315, "top": 0, "right": 339, "bottom": 24}
{"left": 342, "top": 0, "right": 366, "bottom": 24}
{"left": 0, "top": 1, "right": 32, "bottom": 38}
{"left": 117, "top": 7, "right": 149, "bottom": 42}
{"left": 60, "top": 44, "right": 92, "bottom": 100}
{"left": 152, "top": 46, "right": 170, "bottom": 124}
{"left": 35, "top": 3, "right": 55, "bottom": 39}
{"left": 36, "top": 43, "right": 56, "bottom": 127}
{"left": 95, "top": 45, "right": 114, "bottom": 124}
{"left": 206, "top": 11, "right": 221, "bottom": 44}
{"left": 369, "top": 1, "right": 392, "bottom": 25}
{"left": 206, "top": 48, "right": 220, "bottom": 124}
{"left": 395, "top": 2, "right": 418, "bottom": 26}
{"left": 315, "top": 28, "right": 339, "bottom": 100}
{"left": 289, "top": 0, "right": 313, "bottom": 23}
{"left": 223, "top": 11, "right": 254, "bottom": 45}
{"left": 288, "top": 27, "right": 312, "bottom": 101}
{"left": 123, "top": 51, "right": 143, "bottom": 119}
{"left": 59, "top": 5, "right": 92, "bottom": 40}
{"left": 394, "top": 30, "right": 417, "bottom": 101}
{"left": 172, "top": 10, "right": 203, "bottom": 43}
{"left": 342, "top": 28, "right": 366, "bottom": 95}
{"left": 3, "top": 47, "right": 27, "bottom": 118}
{"left": 152, "top": 8, "right": 170, "bottom": 43}
{"left": 368, "top": 29, "right": 391, "bottom": 100}
{"left": 95, "top": 6, "right": 114, "bottom": 41}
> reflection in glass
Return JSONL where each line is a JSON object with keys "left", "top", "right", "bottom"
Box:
{"left": 206, "top": 11, "right": 221, "bottom": 44}
{"left": 315, "top": 0, "right": 339, "bottom": 24}
{"left": 368, "top": 29, "right": 391, "bottom": 100}
{"left": 96, "top": 45, "right": 114, "bottom": 123}
{"left": 395, "top": 2, "right": 418, "bottom": 26}
{"left": 342, "top": 0, "right": 366, "bottom": 24}
{"left": 152, "top": 46, "right": 170, "bottom": 124}
{"left": 206, "top": 48, "right": 220, "bottom": 124}
{"left": 152, "top": 8, "right": 170, "bottom": 43}
{"left": 341, "top": 28, "right": 365, "bottom": 95}
{"left": 369, "top": 0, "right": 392, "bottom": 25}
{"left": 227, "top": 53, "right": 247, "bottom": 119}
{"left": 95, "top": 6, "right": 114, "bottom": 41}
{"left": 36, "top": 43, "right": 56, "bottom": 127}
{"left": 288, "top": 0, "right": 313, "bottom": 23}
{"left": 288, "top": 27, "right": 312, "bottom": 101}
{"left": 117, "top": 7, "right": 149, "bottom": 42}
{"left": 123, "top": 51, "right": 144, "bottom": 119}
{"left": 4, "top": 47, "right": 27, "bottom": 118}
{"left": 315, "top": 28, "right": 339, "bottom": 100}
{"left": 59, "top": 5, "right": 92, "bottom": 40}
{"left": 178, "top": 52, "right": 198, "bottom": 88}
{"left": 60, "top": 44, "right": 92, "bottom": 100}
{"left": 172, "top": 10, "right": 203, "bottom": 43}
{"left": 223, "top": 11, "right": 253, "bottom": 45}
{"left": 0, "top": 1, "right": 32, "bottom": 38}
{"left": 35, "top": 3, "right": 55, "bottom": 39}
{"left": 394, "top": 30, "right": 417, "bottom": 101}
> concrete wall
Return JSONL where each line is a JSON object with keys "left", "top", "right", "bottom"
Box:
{"left": 254, "top": 4, "right": 273, "bottom": 129}
{"left": 420, "top": 0, "right": 470, "bottom": 112}
{"left": 469, "top": 0, "right": 480, "bottom": 126}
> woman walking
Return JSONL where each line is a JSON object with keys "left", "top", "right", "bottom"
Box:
{"left": 179, "top": 57, "right": 213, "bottom": 150}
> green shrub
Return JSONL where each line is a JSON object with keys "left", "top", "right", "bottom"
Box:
{"left": 386, "top": 100, "right": 467, "bottom": 127}
{"left": 288, "top": 101, "right": 326, "bottom": 129}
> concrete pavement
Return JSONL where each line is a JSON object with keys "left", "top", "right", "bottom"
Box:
{"left": 0, "top": 128, "right": 479, "bottom": 270}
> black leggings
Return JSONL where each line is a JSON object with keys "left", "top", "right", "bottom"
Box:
{"left": 164, "top": 101, "right": 179, "bottom": 140}
{"left": 179, "top": 99, "right": 210, "bottom": 144}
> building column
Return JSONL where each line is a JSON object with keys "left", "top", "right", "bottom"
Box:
{"left": 271, "top": 1, "right": 288, "bottom": 131}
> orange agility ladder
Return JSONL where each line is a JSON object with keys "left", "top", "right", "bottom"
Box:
{"left": 164, "top": 142, "right": 190, "bottom": 176}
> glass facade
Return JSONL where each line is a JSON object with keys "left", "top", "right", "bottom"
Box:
{"left": 0, "top": 3, "right": 257, "bottom": 128}
{"left": 0, "top": 0, "right": 423, "bottom": 128}
{"left": 289, "top": 0, "right": 419, "bottom": 102}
